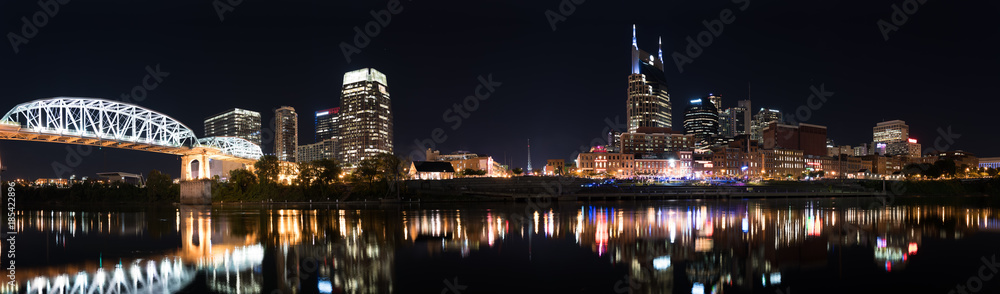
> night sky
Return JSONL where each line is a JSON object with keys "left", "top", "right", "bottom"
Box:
{"left": 1, "top": 0, "right": 997, "bottom": 180}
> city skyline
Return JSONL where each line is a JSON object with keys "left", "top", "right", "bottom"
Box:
{"left": 1, "top": 1, "right": 998, "bottom": 179}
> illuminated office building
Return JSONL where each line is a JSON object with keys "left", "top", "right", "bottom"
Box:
{"left": 627, "top": 25, "right": 672, "bottom": 132}
{"left": 274, "top": 106, "right": 298, "bottom": 162}
{"left": 315, "top": 107, "right": 339, "bottom": 142}
{"left": 707, "top": 94, "right": 722, "bottom": 114}
{"left": 720, "top": 100, "right": 751, "bottom": 138}
{"left": 339, "top": 68, "right": 394, "bottom": 166}
{"left": 873, "top": 120, "right": 909, "bottom": 156}
{"left": 297, "top": 139, "right": 337, "bottom": 163}
{"left": 751, "top": 108, "right": 782, "bottom": 142}
{"left": 683, "top": 98, "right": 720, "bottom": 146}
{"left": 203, "top": 108, "right": 262, "bottom": 146}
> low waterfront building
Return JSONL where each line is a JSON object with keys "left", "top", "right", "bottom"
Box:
{"left": 936, "top": 150, "right": 979, "bottom": 169}
{"left": 576, "top": 147, "right": 634, "bottom": 178}
{"left": 980, "top": 157, "right": 1000, "bottom": 169}
{"left": 761, "top": 149, "right": 804, "bottom": 180}
{"left": 34, "top": 178, "right": 68, "bottom": 187}
{"left": 425, "top": 149, "right": 504, "bottom": 177}
{"left": 545, "top": 159, "right": 566, "bottom": 175}
{"left": 803, "top": 155, "right": 871, "bottom": 179}
{"left": 96, "top": 172, "right": 144, "bottom": 185}
{"left": 860, "top": 155, "right": 906, "bottom": 177}
{"left": 710, "top": 137, "right": 759, "bottom": 179}
{"left": 620, "top": 127, "right": 694, "bottom": 156}
{"left": 634, "top": 151, "right": 693, "bottom": 179}
{"left": 409, "top": 161, "right": 456, "bottom": 180}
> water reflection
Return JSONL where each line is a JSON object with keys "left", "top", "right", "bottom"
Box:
{"left": 9, "top": 200, "right": 1000, "bottom": 293}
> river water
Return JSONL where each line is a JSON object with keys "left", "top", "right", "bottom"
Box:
{"left": 9, "top": 198, "right": 1000, "bottom": 294}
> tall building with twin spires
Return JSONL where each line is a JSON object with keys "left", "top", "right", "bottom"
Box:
{"left": 338, "top": 68, "right": 394, "bottom": 167}
{"left": 627, "top": 25, "right": 672, "bottom": 133}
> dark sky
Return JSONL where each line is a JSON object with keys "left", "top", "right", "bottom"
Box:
{"left": 1, "top": 0, "right": 998, "bottom": 180}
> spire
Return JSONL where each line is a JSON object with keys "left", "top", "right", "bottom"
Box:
{"left": 631, "top": 25, "right": 640, "bottom": 74}
{"left": 632, "top": 24, "right": 637, "bottom": 48}
{"left": 657, "top": 36, "right": 663, "bottom": 64}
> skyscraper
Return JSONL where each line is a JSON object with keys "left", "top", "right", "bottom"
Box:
{"left": 707, "top": 94, "right": 722, "bottom": 113}
{"left": 315, "top": 107, "right": 339, "bottom": 142}
{"left": 339, "top": 68, "right": 394, "bottom": 166}
{"left": 751, "top": 108, "right": 781, "bottom": 142}
{"left": 720, "top": 100, "right": 751, "bottom": 138}
{"left": 683, "top": 98, "right": 720, "bottom": 146}
{"left": 203, "top": 108, "right": 261, "bottom": 146}
{"left": 627, "top": 25, "right": 672, "bottom": 132}
{"left": 706, "top": 93, "right": 723, "bottom": 135}
{"left": 873, "top": 120, "right": 909, "bottom": 156}
{"left": 274, "top": 106, "right": 298, "bottom": 162}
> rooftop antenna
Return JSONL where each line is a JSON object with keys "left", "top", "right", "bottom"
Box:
{"left": 527, "top": 139, "right": 533, "bottom": 173}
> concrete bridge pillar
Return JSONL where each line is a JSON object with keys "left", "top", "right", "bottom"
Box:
{"left": 181, "top": 153, "right": 211, "bottom": 181}
{"left": 180, "top": 153, "right": 213, "bottom": 204}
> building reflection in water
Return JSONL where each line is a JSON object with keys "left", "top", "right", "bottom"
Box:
{"left": 8, "top": 201, "right": 999, "bottom": 293}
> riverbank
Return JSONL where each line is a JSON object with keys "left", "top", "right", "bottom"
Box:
{"left": 14, "top": 178, "right": 999, "bottom": 206}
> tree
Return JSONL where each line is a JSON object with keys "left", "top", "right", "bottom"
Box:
{"left": 350, "top": 153, "right": 405, "bottom": 198}
{"left": 988, "top": 167, "right": 999, "bottom": 178}
{"left": 314, "top": 159, "right": 342, "bottom": 185}
{"left": 933, "top": 159, "right": 957, "bottom": 178}
{"left": 296, "top": 161, "right": 318, "bottom": 187}
{"left": 921, "top": 164, "right": 943, "bottom": 179}
{"left": 512, "top": 168, "right": 524, "bottom": 175}
{"left": 254, "top": 155, "right": 280, "bottom": 184}
{"left": 229, "top": 169, "right": 257, "bottom": 192}
{"left": 903, "top": 163, "right": 924, "bottom": 177}
{"left": 462, "top": 168, "right": 486, "bottom": 176}
{"left": 146, "top": 170, "right": 174, "bottom": 202}
{"left": 373, "top": 153, "right": 404, "bottom": 186}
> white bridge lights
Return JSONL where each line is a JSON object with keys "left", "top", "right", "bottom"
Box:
{"left": 0, "top": 97, "right": 262, "bottom": 160}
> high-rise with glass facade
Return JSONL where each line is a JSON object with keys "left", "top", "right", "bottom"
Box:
{"left": 627, "top": 25, "right": 672, "bottom": 132}
{"left": 338, "top": 68, "right": 394, "bottom": 166}
{"left": 720, "top": 100, "right": 751, "bottom": 138}
{"left": 683, "top": 98, "right": 720, "bottom": 146}
{"left": 203, "top": 108, "right": 262, "bottom": 147}
{"left": 274, "top": 106, "right": 298, "bottom": 162}
{"left": 315, "top": 107, "right": 339, "bottom": 142}
{"left": 751, "top": 108, "right": 782, "bottom": 142}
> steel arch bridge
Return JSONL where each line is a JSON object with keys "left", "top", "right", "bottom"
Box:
{"left": 196, "top": 136, "right": 264, "bottom": 160}
{"left": 0, "top": 97, "right": 263, "bottom": 179}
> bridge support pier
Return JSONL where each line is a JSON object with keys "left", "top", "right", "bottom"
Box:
{"left": 180, "top": 180, "right": 213, "bottom": 204}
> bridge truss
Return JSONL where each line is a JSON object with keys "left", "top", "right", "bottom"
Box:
{"left": 0, "top": 97, "right": 262, "bottom": 160}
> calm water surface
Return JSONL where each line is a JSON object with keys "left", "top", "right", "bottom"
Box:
{"left": 11, "top": 198, "right": 1000, "bottom": 294}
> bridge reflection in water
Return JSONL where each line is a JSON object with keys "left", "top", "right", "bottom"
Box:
{"left": 10, "top": 201, "right": 1000, "bottom": 293}
{"left": 19, "top": 206, "right": 265, "bottom": 294}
